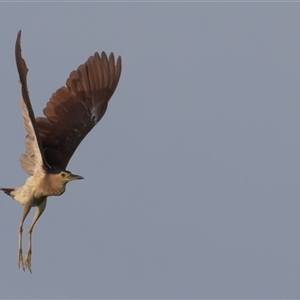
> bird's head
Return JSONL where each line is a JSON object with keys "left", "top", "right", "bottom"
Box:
{"left": 45, "top": 170, "right": 84, "bottom": 196}
{"left": 58, "top": 170, "right": 84, "bottom": 182}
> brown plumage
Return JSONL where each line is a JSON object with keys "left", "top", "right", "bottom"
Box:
{"left": 1, "top": 188, "right": 14, "bottom": 196}
{"left": 17, "top": 34, "right": 121, "bottom": 173}
{"left": 0, "top": 30, "right": 122, "bottom": 273}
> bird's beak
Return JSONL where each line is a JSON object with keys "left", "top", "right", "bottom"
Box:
{"left": 69, "top": 174, "right": 84, "bottom": 181}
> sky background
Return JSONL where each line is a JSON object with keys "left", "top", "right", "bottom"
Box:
{"left": 0, "top": 2, "right": 300, "bottom": 299}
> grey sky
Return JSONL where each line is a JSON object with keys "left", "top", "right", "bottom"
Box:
{"left": 0, "top": 2, "right": 300, "bottom": 299}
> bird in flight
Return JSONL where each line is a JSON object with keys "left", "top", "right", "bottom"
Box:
{"left": 0, "top": 31, "right": 122, "bottom": 273}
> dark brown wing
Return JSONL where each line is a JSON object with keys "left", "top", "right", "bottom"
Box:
{"left": 35, "top": 51, "right": 122, "bottom": 170}
{"left": 16, "top": 30, "right": 51, "bottom": 174}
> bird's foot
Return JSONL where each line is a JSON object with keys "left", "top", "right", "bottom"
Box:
{"left": 24, "top": 251, "right": 32, "bottom": 273}
{"left": 18, "top": 251, "right": 25, "bottom": 271}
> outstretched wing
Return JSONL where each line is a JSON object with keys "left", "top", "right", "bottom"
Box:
{"left": 16, "top": 30, "right": 51, "bottom": 175}
{"left": 35, "top": 51, "right": 122, "bottom": 170}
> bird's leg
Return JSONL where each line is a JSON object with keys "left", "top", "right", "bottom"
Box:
{"left": 18, "top": 199, "right": 33, "bottom": 271}
{"left": 24, "top": 199, "right": 47, "bottom": 273}
{"left": 18, "top": 225, "right": 24, "bottom": 270}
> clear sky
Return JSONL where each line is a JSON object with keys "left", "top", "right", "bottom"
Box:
{"left": 0, "top": 2, "right": 300, "bottom": 299}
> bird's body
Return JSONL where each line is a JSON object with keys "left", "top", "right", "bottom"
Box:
{"left": 0, "top": 31, "right": 121, "bottom": 273}
{"left": 4, "top": 171, "right": 82, "bottom": 203}
{"left": 4, "top": 175, "right": 48, "bottom": 205}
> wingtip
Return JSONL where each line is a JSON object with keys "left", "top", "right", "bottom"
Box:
{"left": 16, "top": 30, "right": 22, "bottom": 53}
{"left": 117, "top": 55, "right": 122, "bottom": 65}
{"left": 17, "top": 30, "right": 22, "bottom": 41}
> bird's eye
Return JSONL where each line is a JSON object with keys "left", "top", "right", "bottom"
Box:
{"left": 61, "top": 172, "right": 66, "bottom": 177}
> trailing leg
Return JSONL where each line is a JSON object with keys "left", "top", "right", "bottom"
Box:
{"left": 18, "top": 198, "right": 33, "bottom": 271}
{"left": 24, "top": 198, "right": 47, "bottom": 273}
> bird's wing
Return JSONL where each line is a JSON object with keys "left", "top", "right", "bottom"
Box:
{"left": 35, "top": 51, "right": 122, "bottom": 170}
{"left": 16, "top": 31, "right": 50, "bottom": 175}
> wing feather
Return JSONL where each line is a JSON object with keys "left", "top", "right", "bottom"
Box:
{"left": 35, "top": 50, "right": 122, "bottom": 170}
{"left": 16, "top": 31, "right": 50, "bottom": 175}
{"left": 16, "top": 30, "right": 122, "bottom": 172}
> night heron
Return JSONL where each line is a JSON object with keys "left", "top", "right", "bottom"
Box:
{"left": 0, "top": 31, "right": 121, "bottom": 273}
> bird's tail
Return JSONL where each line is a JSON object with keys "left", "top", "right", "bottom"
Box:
{"left": 0, "top": 188, "right": 14, "bottom": 196}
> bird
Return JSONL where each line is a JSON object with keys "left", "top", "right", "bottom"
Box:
{"left": 0, "top": 31, "right": 122, "bottom": 273}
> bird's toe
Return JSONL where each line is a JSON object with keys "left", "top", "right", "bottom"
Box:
{"left": 18, "top": 252, "right": 25, "bottom": 271}
{"left": 24, "top": 252, "right": 32, "bottom": 273}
